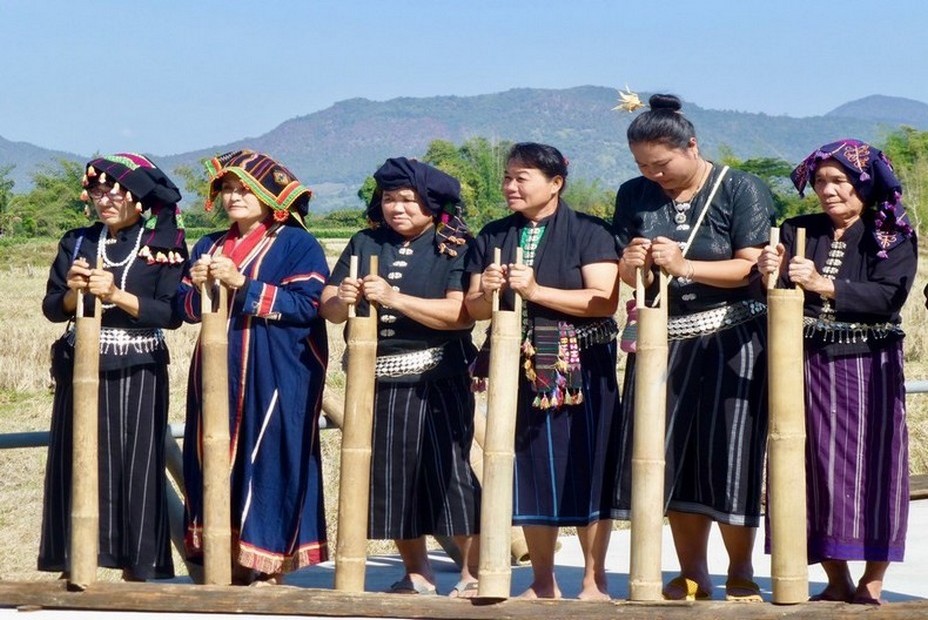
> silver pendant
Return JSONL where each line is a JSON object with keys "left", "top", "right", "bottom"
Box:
{"left": 674, "top": 212, "right": 688, "bottom": 225}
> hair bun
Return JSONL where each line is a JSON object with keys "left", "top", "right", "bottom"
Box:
{"left": 648, "top": 94, "right": 683, "bottom": 112}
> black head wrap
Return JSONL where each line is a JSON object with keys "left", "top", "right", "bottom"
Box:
{"left": 369, "top": 157, "right": 470, "bottom": 256}
{"left": 81, "top": 153, "right": 185, "bottom": 264}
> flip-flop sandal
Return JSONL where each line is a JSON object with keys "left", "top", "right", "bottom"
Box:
{"left": 663, "top": 576, "right": 711, "bottom": 601}
{"left": 725, "top": 577, "right": 763, "bottom": 603}
{"left": 449, "top": 579, "right": 480, "bottom": 598}
{"left": 387, "top": 575, "right": 438, "bottom": 595}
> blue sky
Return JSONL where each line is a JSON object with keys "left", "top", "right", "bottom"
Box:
{"left": 2, "top": 0, "right": 926, "bottom": 156}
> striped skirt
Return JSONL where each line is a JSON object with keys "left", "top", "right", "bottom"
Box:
{"left": 513, "top": 341, "right": 620, "bottom": 526}
{"left": 803, "top": 343, "right": 908, "bottom": 563}
{"left": 368, "top": 374, "right": 481, "bottom": 540}
{"left": 611, "top": 316, "right": 768, "bottom": 526}
{"left": 38, "top": 361, "right": 174, "bottom": 579}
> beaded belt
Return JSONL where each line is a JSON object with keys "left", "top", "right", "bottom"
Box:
{"left": 667, "top": 300, "right": 766, "bottom": 341}
{"left": 803, "top": 317, "right": 902, "bottom": 344}
{"left": 67, "top": 327, "right": 166, "bottom": 355}
{"left": 375, "top": 345, "right": 444, "bottom": 378}
{"left": 575, "top": 317, "right": 619, "bottom": 349}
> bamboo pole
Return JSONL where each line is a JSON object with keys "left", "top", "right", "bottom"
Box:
{"left": 200, "top": 273, "right": 232, "bottom": 586}
{"left": 477, "top": 247, "right": 523, "bottom": 601}
{"left": 471, "top": 409, "right": 531, "bottom": 565}
{"left": 767, "top": 226, "right": 808, "bottom": 604}
{"left": 628, "top": 267, "right": 668, "bottom": 602}
{"left": 334, "top": 255, "right": 379, "bottom": 592}
{"left": 69, "top": 259, "right": 102, "bottom": 591}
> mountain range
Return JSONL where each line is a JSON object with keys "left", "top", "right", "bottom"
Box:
{"left": 3, "top": 87, "right": 927, "bottom": 211}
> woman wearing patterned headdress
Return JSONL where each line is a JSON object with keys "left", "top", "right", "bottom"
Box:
{"left": 611, "top": 93, "right": 776, "bottom": 602}
{"left": 465, "top": 142, "right": 621, "bottom": 600}
{"left": 758, "top": 139, "right": 917, "bottom": 605}
{"left": 175, "top": 150, "right": 329, "bottom": 585}
{"left": 39, "top": 154, "right": 187, "bottom": 581}
{"left": 320, "top": 157, "right": 481, "bottom": 597}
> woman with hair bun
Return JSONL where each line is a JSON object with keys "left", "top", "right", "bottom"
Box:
{"left": 611, "top": 93, "right": 776, "bottom": 602}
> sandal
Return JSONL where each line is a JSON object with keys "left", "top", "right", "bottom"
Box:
{"left": 449, "top": 579, "right": 480, "bottom": 599}
{"left": 725, "top": 577, "right": 763, "bottom": 603}
{"left": 387, "top": 575, "right": 438, "bottom": 595}
{"left": 663, "top": 576, "right": 711, "bottom": 601}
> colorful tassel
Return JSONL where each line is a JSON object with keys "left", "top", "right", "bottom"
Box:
{"left": 87, "top": 165, "right": 97, "bottom": 177}
{"left": 79, "top": 189, "right": 89, "bottom": 202}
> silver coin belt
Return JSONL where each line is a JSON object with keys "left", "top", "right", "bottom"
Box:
{"left": 667, "top": 300, "right": 766, "bottom": 341}
{"left": 374, "top": 345, "right": 444, "bottom": 378}
{"left": 575, "top": 317, "right": 619, "bottom": 349}
{"left": 67, "top": 327, "right": 166, "bottom": 355}
{"left": 803, "top": 317, "right": 902, "bottom": 344}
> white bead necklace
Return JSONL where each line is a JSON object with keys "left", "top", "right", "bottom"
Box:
{"left": 96, "top": 225, "right": 144, "bottom": 310}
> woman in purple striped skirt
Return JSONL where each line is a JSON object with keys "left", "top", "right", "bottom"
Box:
{"left": 759, "top": 139, "right": 917, "bottom": 605}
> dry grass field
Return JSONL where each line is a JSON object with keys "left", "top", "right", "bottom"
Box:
{"left": 1, "top": 237, "right": 928, "bottom": 582}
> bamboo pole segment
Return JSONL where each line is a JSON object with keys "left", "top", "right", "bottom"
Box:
{"left": 767, "top": 228, "right": 780, "bottom": 291}
{"left": 477, "top": 248, "right": 523, "bottom": 601}
{"left": 347, "top": 256, "right": 358, "bottom": 318}
{"left": 471, "top": 409, "right": 531, "bottom": 565}
{"left": 334, "top": 255, "right": 379, "bottom": 592}
{"left": 200, "top": 275, "right": 232, "bottom": 586}
{"left": 767, "top": 227, "right": 808, "bottom": 604}
{"left": 69, "top": 259, "right": 102, "bottom": 591}
{"left": 628, "top": 267, "right": 668, "bottom": 602}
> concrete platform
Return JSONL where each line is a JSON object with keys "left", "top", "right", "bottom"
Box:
{"left": 2, "top": 501, "right": 925, "bottom": 618}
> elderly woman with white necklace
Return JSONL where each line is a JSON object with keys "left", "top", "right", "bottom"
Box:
{"left": 39, "top": 153, "right": 187, "bottom": 581}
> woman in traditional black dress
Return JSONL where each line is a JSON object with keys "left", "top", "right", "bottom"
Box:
{"left": 321, "top": 157, "right": 481, "bottom": 597}
{"left": 611, "top": 94, "right": 775, "bottom": 602}
{"left": 39, "top": 153, "right": 187, "bottom": 580}
{"left": 465, "top": 142, "right": 621, "bottom": 600}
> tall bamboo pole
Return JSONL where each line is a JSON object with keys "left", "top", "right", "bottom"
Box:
{"left": 200, "top": 274, "right": 232, "bottom": 586}
{"left": 628, "top": 268, "right": 668, "bottom": 602}
{"left": 767, "top": 226, "right": 808, "bottom": 604}
{"left": 471, "top": 409, "right": 531, "bottom": 565}
{"left": 69, "top": 259, "right": 102, "bottom": 590}
{"left": 334, "top": 256, "right": 379, "bottom": 592}
{"left": 477, "top": 247, "right": 523, "bottom": 601}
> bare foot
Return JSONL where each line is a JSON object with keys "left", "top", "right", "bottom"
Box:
{"left": 578, "top": 586, "right": 611, "bottom": 601}
{"left": 249, "top": 572, "right": 284, "bottom": 587}
{"left": 809, "top": 585, "right": 854, "bottom": 602}
{"left": 518, "top": 583, "right": 562, "bottom": 599}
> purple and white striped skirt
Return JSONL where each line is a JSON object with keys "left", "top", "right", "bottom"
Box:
{"left": 804, "top": 342, "right": 909, "bottom": 563}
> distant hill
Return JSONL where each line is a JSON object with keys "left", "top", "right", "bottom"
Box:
{"left": 826, "top": 95, "right": 928, "bottom": 128}
{"left": 3, "top": 87, "right": 928, "bottom": 211}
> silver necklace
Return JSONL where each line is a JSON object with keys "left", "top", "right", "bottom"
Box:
{"left": 670, "top": 162, "right": 711, "bottom": 231}
{"left": 96, "top": 225, "right": 144, "bottom": 309}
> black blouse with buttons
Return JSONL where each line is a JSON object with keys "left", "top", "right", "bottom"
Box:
{"left": 613, "top": 164, "right": 776, "bottom": 316}
{"left": 329, "top": 226, "right": 475, "bottom": 378}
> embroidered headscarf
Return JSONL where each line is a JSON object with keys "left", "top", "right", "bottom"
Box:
{"left": 368, "top": 157, "right": 471, "bottom": 256}
{"left": 791, "top": 139, "right": 913, "bottom": 257}
{"left": 80, "top": 153, "right": 186, "bottom": 264}
{"left": 204, "top": 149, "right": 313, "bottom": 229}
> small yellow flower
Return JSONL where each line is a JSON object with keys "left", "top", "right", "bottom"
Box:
{"left": 613, "top": 86, "right": 645, "bottom": 113}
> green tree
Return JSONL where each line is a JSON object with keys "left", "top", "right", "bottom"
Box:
{"left": 563, "top": 178, "right": 614, "bottom": 222}
{"left": 4, "top": 159, "right": 87, "bottom": 238}
{"left": 882, "top": 127, "right": 928, "bottom": 236}
{"left": 718, "top": 147, "right": 816, "bottom": 221}
{"left": 173, "top": 164, "right": 228, "bottom": 229}
{"left": 0, "top": 164, "right": 14, "bottom": 235}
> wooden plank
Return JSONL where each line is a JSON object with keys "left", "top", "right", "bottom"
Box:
{"left": 1, "top": 581, "right": 925, "bottom": 619}
{"left": 911, "top": 474, "right": 928, "bottom": 500}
